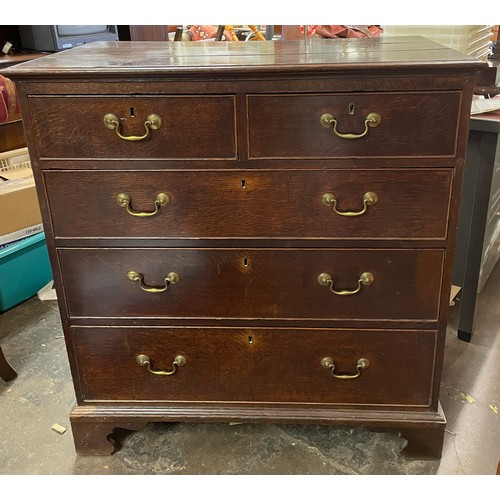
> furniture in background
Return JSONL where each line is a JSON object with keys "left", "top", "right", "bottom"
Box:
{"left": 128, "top": 25, "right": 169, "bottom": 41}
{"left": 0, "top": 118, "right": 24, "bottom": 150}
{"left": 1, "top": 49, "right": 47, "bottom": 153}
{"left": 0, "top": 346, "right": 17, "bottom": 382}
{"left": 6, "top": 37, "right": 482, "bottom": 458}
{"left": 0, "top": 112, "right": 24, "bottom": 153}
{"left": 128, "top": 25, "right": 278, "bottom": 42}
{"left": 0, "top": 32, "right": 49, "bottom": 384}
{"left": 453, "top": 114, "right": 500, "bottom": 341}
{"left": 0, "top": 69, "right": 24, "bottom": 153}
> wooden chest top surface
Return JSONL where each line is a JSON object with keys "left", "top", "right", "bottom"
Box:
{"left": 4, "top": 37, "right": 484, "bottom": 78}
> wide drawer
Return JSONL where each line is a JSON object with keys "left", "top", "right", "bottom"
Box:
{"left": 247, "top": 92, "right": 461, "bottom": 159}
{"left": 59, "top": 248, "right": 444, "bottom": 321}
{"left": 44, "top": 169, "right": 452, "bottom": 240}
{"left": 28, "top": 96, "right": 237, "bottom": 159}
{"left": 73, "top": 326, "right": 437, "bottom": 406}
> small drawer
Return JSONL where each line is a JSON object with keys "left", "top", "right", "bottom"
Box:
{"left": 73, "top": 326, "right": 437, "bottom": 407}
{"left": 59, "top": 248, "right": 444, "bottom": 322}
{"left": 44, "top": 168, "right": 452, "bottom": 240}
{"left": 29, "top": 95, "right": 237, "bottom": 159}
{"left": 247, "top": 92, "right": 461, "bottom": 159}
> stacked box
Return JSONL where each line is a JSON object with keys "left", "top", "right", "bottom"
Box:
{"left": 0, "top": 147, "right": 43, "bottom": 244}
{"left": 0, "top": 147, "right": 52, "bottom": 310}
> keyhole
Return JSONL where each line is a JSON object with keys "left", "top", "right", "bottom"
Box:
{"left": 241, "top": 179, "right": 246, "bottom": 189}
{"left": 130, "top": 106, "right": 135, "bottom": 117}
{"left": 248, "top": 335, "right": 253, "bottom": 344}
{"left": 349, "top": 103, "right": 355, "bottom": 115}
{"left": 243, "top": 258, "right": 249, "bottom": 267}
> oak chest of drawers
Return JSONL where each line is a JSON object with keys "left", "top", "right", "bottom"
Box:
{"left": 7, "top": 37, "right": 483, "bottom": 457}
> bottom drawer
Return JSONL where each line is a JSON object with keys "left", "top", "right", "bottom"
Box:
{"left": 73, "top": 327, "right": 437, "bottom": 407}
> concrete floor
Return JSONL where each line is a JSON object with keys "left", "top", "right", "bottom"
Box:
{"left": 1, "top": 265, "right": 499, "bottom": 475}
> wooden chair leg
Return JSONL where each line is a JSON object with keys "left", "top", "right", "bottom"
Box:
{"left": 0, "top": 345, "right": 18, "bottom": 382}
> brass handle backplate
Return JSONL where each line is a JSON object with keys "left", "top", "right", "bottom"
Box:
{"left": 116, "top": 192, "right": 170, "bottom": 217}
{"left": 103, "top": 112, "right": 162, "bottom": 141}
{"left": 317, "top": 272, "right": 374, "bottom": 296}
{"left": 127, "top": 271, "right": 180, "bottom": 293}
{"left": 320, "top": 112, "right": 381, "bottom": 139}
{"left": 136, "top": 354, "right": 186, "bottom": 376}
{"left": 322, "top": 191, "right": 378, "bottom": 217}
{"left": 321, "top": 357, "right": 370, "bottom": 379}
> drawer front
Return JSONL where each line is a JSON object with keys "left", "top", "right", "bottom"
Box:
{"left": 45, "top": 169, "right": 452, "bottom": 240}
{"left": 59, "top": 248, "right": 444, "bottom": 321}
{"left": 248, "top": 92, "right": 461, "bottom": 159}
{"left": 29, "top": 96, "right": 236, "bottom": 159}
{"left": 73, "top": 326, "right": 436, "bottom": 406}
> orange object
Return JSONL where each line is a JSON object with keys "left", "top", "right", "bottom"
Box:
{"left": 225, "top": 25, "right": 240, "bottom": 42}
{"left": 248, "top": 25, "right": 266, "bottom": 41}
{"left": 492, "top": 25, "right": 499, "bottom": 43}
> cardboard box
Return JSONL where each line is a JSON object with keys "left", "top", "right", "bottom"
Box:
{"left": 0, "top": 147, "right": 42, "bottom": 242}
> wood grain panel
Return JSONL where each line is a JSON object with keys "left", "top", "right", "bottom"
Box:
{"left": 4, "top": 39, "right": 484, "bottom": 79}
{"left": 248, "top": 92, "right": 460, "bottom": 158}
{"left": 0, "top": 119, "right": 26, "bottom": 153}
{"left": 58, "top": 248, "right": 444, "bottom": 321}
{"left": 44, "top": 169, "right": 452, "bottom": 241}
{"left": 73, "top": 326, "right": 437, "bottom": 406}
{"left": 29, "top": 95, "right": 236, "bottom": 159}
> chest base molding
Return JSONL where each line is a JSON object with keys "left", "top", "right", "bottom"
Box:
{"left": 69, "top": 402, "right": 446, "bottom": 459}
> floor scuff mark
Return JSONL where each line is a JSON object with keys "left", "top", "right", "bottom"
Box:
{"left": 445, "top": 386, "right": 476, "bottom": 404}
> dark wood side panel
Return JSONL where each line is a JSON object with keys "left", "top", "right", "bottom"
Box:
{"left": 73, "top": 326, "right": 437, "bottom": 407}
{"left": 0, "top": 119, "right": 26, "bottom": 153}
{"left": 28, "top": 96, "right": 237, "bottom": 159}
{"left": 248, "top": 92, "right": 461, "bottom": 158}
{"left": 129, "top": 26, "right": 169, "bottom": 41}
{"left": 58, "top": 248, "right": 444, "bottom": 321}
